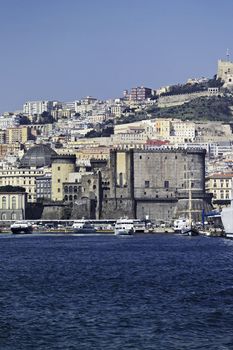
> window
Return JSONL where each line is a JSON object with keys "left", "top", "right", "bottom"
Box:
{"left": 119, "top": 173, "right": 123, "bottom": 187}
{"left": 145, "top": 181, "right": 150, "bottom": 188}
{"left": 12, "top": 196, "right": 16, "bottom": 210}
{"left": 2, "top": 196, "right": 6, "bottom": 209}
{"left": 58, "top": 166, "right": 60, "bottom": 171}
{"left": 58, "top": 179, "right": 60, "bottom": 183}
{"left": 164, "top": 181, "right": 169, "bottom": 188}
{"left": 11, "top": 213, "right": 17, "bottom": 220}
{"left": 58, "top": 188, "right": 61, "bottom": 193}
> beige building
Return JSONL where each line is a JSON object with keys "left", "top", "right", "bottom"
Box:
{"left": 0, "top": 144, "right": 23, "bottom": 159}
{"left": 155, "top": 119, "right": 171, "bottom": 138}
{"left": 0, "top": 190, "right": 27, "bottom": 220}
{"left": 205, "top": 173, "right": 233, "bottom": 205}
{"left": 51, "top": 155, "right": 76, "bottom": 201}
{"left": 170, "top": 121, "right": 196, "bottom": 143}
{"left": 0, "top": 168, "right": 44, "bottom": 202}
{"left": 75, "top": 147, "right": 110, "bottom": 163}
{"left": 6, "top": 126, "right": 29, "bottom": 144}
{"left": 217, "top": 59, "right": 233, "bottom": 80}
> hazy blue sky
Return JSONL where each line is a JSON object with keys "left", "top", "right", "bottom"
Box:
{"left": 0, "top": 0, "right": 232, "bottom": 112}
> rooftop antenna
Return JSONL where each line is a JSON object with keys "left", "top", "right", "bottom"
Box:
{"left": 226, "top": 48, "right": 230, "bottom": 61}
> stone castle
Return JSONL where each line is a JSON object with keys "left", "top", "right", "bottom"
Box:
{"left": 71, "top": 148, "right": 212, "bottom": 224}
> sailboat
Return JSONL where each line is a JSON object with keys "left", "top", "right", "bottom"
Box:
{"left": 174, "top": 178, "right": 199, "bottom": 236}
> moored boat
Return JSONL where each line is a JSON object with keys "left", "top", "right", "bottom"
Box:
{"left": 11, "top": 221, "right": 33, "bottom": 234}
{"left": 114, "top": 219, "right": 134, "bottom": 236}
{"left": 72, "top": 220, "right": 97, "bottom": 234}
{"left": 173, "top": 218, "right": 199, "bottom": 236}
{"left": 221, "top": 205, "right": 233, "bottom": 237}
{"left": 173, "top": 218, "right": 190, "bottom": 233}
{"left": 133, "top": 220, "right": 146, "bottom": 233}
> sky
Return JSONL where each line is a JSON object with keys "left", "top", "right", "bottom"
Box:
{"left": 0, "top": 0, "right": 233, "bottom": 113}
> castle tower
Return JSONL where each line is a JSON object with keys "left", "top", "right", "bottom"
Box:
{"left": 51, "top": 155, "right": 76, "bottom": 201}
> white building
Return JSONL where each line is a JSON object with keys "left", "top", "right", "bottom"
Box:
{"left": 0, "top": 114, "right": 20, "bottom": 129}
{"left": 23, "top": 101, "right": 54, "bottom": 115}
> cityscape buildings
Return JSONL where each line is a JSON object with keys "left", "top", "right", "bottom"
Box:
{"left": 0, "top": 58, "right": 233, "bottom": 222}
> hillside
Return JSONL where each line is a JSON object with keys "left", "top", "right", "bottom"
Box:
{"left": 152, "top": 95, "right": 233, "bottom": 121}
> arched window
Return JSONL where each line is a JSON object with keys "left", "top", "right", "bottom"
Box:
{"left": 64, "top": 195, "right": 68, "bottom": 201}
{"left": 74, "top": 186, "right": 77, "bottom": 193}
{"left": 11, "top": 213, "right": 17, "bottom": 220}
{"left": 69, "top": 195, "right": 73, "bottom": 201}
{"left": 69, "top": 186, "right": 72, "bottom": 192}
{"left": 1, "top": 213, "right": 6, "bottom": 220}
{"left": 2, "top": 196, "right": 6, "bottom": 209}
{"left": 12, "top": 196, "right": 16, "bottom": 210}
{"left": 64, "top": 186, "right": 68, "bottom": 193}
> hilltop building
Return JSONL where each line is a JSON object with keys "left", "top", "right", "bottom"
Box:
{"left": 23, "top": 101, "right": 54, "bottom": 115}
{"left": 130, "top": 87, "right": 152, "bottom": 101}
{"left": 217, "top": 59, "right": 233, "bottom": 89}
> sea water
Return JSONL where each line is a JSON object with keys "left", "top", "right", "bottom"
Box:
{"left": 0, "top": 234, "right": 233, "bottom": 350}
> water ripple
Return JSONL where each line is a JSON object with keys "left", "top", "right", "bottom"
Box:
{"left": 0, "top": 234, "right": 232, "bottom": 349}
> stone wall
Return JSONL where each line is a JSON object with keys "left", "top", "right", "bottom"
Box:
{"left": 158, "top": 91, "right": 210, "bottom": 108}
{"left": 100, "top": 148, "right": 211, "bottom": 222}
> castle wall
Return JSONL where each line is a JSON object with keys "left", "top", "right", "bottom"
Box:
{"left": 136, "top": 201, "right": 177, "bottom": 223}
{"left": 100, "top": 148, "right": 209, "bottom": 222}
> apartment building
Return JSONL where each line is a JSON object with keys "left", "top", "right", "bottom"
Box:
{"left": 23, "top": 101, "right": 54, "bottom": 115}
{"left": 205, "top": 173, "right": 233, "bottom": 205}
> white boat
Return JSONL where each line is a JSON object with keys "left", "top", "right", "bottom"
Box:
{"left": 133, "top": 220, "right": 146, "bottom": 233}
{"left": 173, "top": 218, "right": 190, "bottom": 233}
{"left": 72, "top": 220, "right": 97, "bottom": 234}
{"left": 114, "top": 219, "right": 134, "bottom": 236}
{"left": 173, "top": 218, "right": 199, "bottom": 236}
{"left": 11, "top": 221, "right": 33, "bottom": 234}
{"left": 221, "top": 204, "right": 233, "bottom": 236}
{"left": 221, "top": 184, "right": 233, "bottom": 237}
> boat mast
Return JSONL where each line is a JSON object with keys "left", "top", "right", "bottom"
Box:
{"left": 188, "top": 178, "right": 192, "bottom": 227}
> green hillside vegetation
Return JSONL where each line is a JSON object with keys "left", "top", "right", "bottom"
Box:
{"left": 153, "top": 95, "right": 233, "bottom": 121}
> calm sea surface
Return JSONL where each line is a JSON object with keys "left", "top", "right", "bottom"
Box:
{"left": 0, "top": 233, "right": 233, "bottom": 350}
